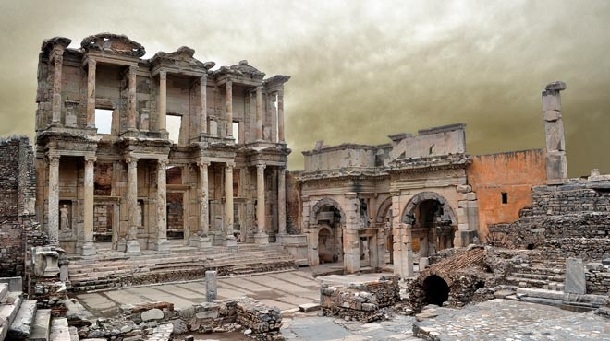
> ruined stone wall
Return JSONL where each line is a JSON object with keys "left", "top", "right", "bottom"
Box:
{"left": 286, "top": 170, "right": 301, "bottom": 234}
{"left": 0, "top": 136, "right": 45, "bottom": 277}
{"left": 467, "top": 149, "right": 547, "bottom": 238}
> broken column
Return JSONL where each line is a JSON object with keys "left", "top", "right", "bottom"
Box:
{"left": 393, "top": 223, "right": 414, "bottom": 278}
{"left": 205, "top": 270, "right": 217, "bottom": 302}
{"left": 542, "top": 81, "right": 568, "bottom": 183}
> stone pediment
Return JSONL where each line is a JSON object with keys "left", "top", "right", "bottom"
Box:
{"left": 217, "top": 60, "right": 265, "bottom": 78}
{"left": 80, "top": 32, "right": 145, "bottom": 57}
{"left": 151, "top": 46, "right": 214, "bottom": 72}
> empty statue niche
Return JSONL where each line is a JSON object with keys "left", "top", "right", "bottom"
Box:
{"left": 166, "top": 192, "right": 184, "bottom": 240}
{"left": 422, "top": 275, "right": 450, "bottom": 306}
{"left": 93, "top": 204, "right": 114, "bottom": 242}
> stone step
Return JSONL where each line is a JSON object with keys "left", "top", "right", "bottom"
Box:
{"left": 0, "top": 291, "right": 23, "bottom": 341}
{"left": 30, "top": 309, "right": 52, "bottom": 341}
{"left": 510, "top": 272, "right": 565, "bottom": 282}
{"left": 8, "top": 299, "right": 37, "bottom": 340}
{"left": 0, "top": 283, "right": 7, "bottom": 302}
{"left": 50, "top": 318, "right": 71, "bottom": 341}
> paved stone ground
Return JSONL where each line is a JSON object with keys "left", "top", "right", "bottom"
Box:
{"left": 75, "top": 269, "right": 610, "bottom": 340}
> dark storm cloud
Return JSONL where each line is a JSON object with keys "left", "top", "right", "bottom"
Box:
{"left": 1, "top": 1, "right": 609, "bottom": 176}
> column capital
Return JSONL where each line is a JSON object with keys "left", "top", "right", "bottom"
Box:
{"left": 128, "top": 64, "right": 137, "bottom": 75}
{"left": 159, "top": 70, "right": 167, "bottom": 80}
{"left": 53, "top": 50, "right": 64, "bottom": 64}
{"left": 197, "top": 160, "right": 210, "bottom": 169}
{"left": 201, "top": 74, "right": 208, "bottom": 83}
{"left": 226, "top": 161, "right": 236, "bottom": 169}
{"left": 226, "top": 79, "right": 232, "bottom": 87}
{"left": 48, "top": 154, "right": 60, "bottom": 167}
{"left": 256, "top": 163, "right": 266, "bottom": 171}
{"left": 88, "top": 58, "right": 96, "bottom": 68}
{"left": 84, "top": 155, "right": 97, "bottom": 164}
{"left": 125, "top": 156, "right": 138, "bottom": 165}
{"left": 158, "top": 158, "right": 169, "bottom": 168}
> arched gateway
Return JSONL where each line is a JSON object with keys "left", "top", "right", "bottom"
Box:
{"left": 309, "top": 198, "right": 345, "bottom": 265}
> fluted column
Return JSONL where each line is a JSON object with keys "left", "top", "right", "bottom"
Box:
{"left": 159, "top": 70, "right": 167, "bottom": 132}
{"left": 127, "top": 65, "right": 137, "bottom": 130}
{"left": 277, "top": 89, "right": 285, "bottom": 142}
{"left": 82, "top": 155, "right": 96, "bottom": 255}
{"left": 51, "top": 50, "right": 64, "bottom": 125}
{"left": 126, "top": 156, "right": 140, "bottom": 254}
{"left": 255, "top": 86, "right": 263, "bottom": 140}
{"left": 47, "top": 154, "right": 60, "bottom": 246}
{"left": 86, "top": 59, "right": 96, "bottom": 128}
{"left": 200, "top": 75, "right": 207, "bottom": 135}
{"left": 154, "top": 159, "right": 169, "bottom": 252}
{"left": 277, "top": 167, "right": 287, "bottom": 236}
{"left": 225, "top": 80, "right": 233, "bottom": 138}
{"left": 255, "top": 164, "right": 268, "bottom": 244}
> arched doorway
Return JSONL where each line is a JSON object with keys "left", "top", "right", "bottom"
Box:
{"left": 422, "top": 275, "right": 450, "bottom": 306}
{"left": 374, "top": 196, "right": 394, "bottom": 265}
{"left": 402, "top": 192, "right": 456, "bottom": 258}
{"left": 318, "top": 225, "right": 337, "bottom": 263}
{"left": 311, "top": 198, "right": 345, "bottom": 265}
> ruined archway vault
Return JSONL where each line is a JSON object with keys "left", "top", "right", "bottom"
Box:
{"left": 401, "top": 191, "right": 457, "bottom": 225}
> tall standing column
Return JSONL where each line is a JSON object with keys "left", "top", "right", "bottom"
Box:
{"left": 255, "top": 86, "right": 263, "bottom": 141}
{"left": 127, "top": 65, "right": 137, "bottom": 131}
{"left": 225, "top": 80, "right": 233, "bottom": 138}
{"left": 224, "top": 162, "right": 237, "bottom": 246}
{"left": 47, "top": 154, "right": 60, "bottom": 246}
{"left": 277, "top": 89, "right": 285, "bottom": 143}
{"left": 269, "top": 93, "right": 277, "bottom": 142}
{"left": 542, "top": 81, "right": 568, "bottom": 183}
{"left": 200, "top": 75, "right": 207, "bottom": 135}
{"left": 277, "top": 167, "right": 287, "bottom": 238}
{"left": 52, "top": 50, "right": 64, "bottom": 125}
{"left": 254, "top": 164, "right": 268, "bottom": 244}
{"left": 154, "top": 159, "right": 169, "bottom": 252}
{"left": 159, "top": 70, "right": 167, "bottom": 132}
{"left": 82, "top": 156, "right": 96, "bottom": 256}
{"left": 86, "top": 59, "right": 96, "bottom": 128}
{"left": 192, "top": 160, "right": 212, "bottom": 248}
{"left": 126, "top": 156, "right": 140, "bottom": 254}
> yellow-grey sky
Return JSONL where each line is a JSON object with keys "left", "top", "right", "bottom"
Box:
{"left": 1, "top": 0, "right": 609, "bottom": 176}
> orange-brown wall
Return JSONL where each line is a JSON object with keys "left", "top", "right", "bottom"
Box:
{"left": 468, "top": 149, "right": 547, "bottom": 237}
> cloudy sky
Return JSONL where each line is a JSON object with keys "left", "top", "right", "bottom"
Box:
{"left": 1, "top": 0, "right": 609, "bottom": 176}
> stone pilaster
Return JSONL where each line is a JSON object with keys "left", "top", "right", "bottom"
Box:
{"left": 254, "top": 164, "right": 268, "bottom": 244}
{"left": 200, "top": 75, "right": 207, "bottom": 135}
{"left": 277, "top": 89, "right": 285, "bottom": 142}
{"left": 82, "top": 155, "right": 96, "bottom": 256}
{"left": 47, "top": 154, "right": 60, "bottom": 246}
{"left": 255, "top": 86, "right": 263, "bottom": 141}
{"left": 542, "top": 81, "right": 568, "bottom": 183}
{"left": 159, "top": 70, "right": 167, "bottom": 132}
{"left": 225, "top": 80, "right": 233, "bottom": 138}
{"left": 192, "top": 160, "right": 212, "bottom": 249}
{"left": 127, "top": 65, "right": 137, "bottom": 131}
{"left": 86, "top": 59, "right": 96, "bottom": 128}
{"left": 126, "top": 156, "right": 140, "bottom": 254}
{"left": 225, "top": 162, "right": 237, "bottom": 246}
{"left": 153, "top": 159, "right": 169, "bottom": 252}
{"left": 51, "top": 50, "right": 64, "bottom": 125}
{"left": 277, "top": 167, "right": 287, "bottom": 242}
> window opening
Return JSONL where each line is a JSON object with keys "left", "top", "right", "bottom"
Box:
{"left": 166, "top": 114, "right": 182, "bottom": 144}
{"left": 501, "top": 192, "right": 508, "bottom": 205}
{"left": 95, "top": 109, "right": 113, "bottom": 134}
{"left": 232, "top": 122, "right": 240, "bottom": 144}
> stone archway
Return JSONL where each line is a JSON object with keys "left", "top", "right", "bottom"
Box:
{"left": 374, "top": 196, "right": 394, "bottom": 264}
{"left": 311, "top": 197, "right": 346, "bottom": 225}
{"left": 401, "top": 192, "right": 457, "bottom": 258}
{"left": 308, "top": 197, "right": 346, "bottom": 266}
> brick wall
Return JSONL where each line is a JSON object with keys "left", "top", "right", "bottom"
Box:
{"left": 0, "top": 136, "right": 44, "bottom": 277}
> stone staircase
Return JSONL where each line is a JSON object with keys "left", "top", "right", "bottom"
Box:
{"left": 0, "top": 279, "right": 73, "bottom": 341}
{"left": 505, "top": 259, "right": 567, "bottom": 291}
{"left": 67, "top": 242, "right": 298, "bottom": 292}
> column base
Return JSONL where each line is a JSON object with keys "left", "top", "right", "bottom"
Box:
{"left": 81, "top": 241, "right": 96, "bottom": 256}
{"left": 152, "top": 239, "right": 170, "bottom": 253}
{"left": 190, "top": 236, "right": 213, "bottom": 249}
{"left": 254, "top": 233, "right": 269, "bottom": 245}
{"left": 275, "top": 233, "right": 288, "bottom": 244}
{"left": 126, "top": 240, "right": 141, "bottom": 255}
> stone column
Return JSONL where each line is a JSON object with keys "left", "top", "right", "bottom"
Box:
{"left": 269, "top": 93, "right": 277, "bottom": 142}
{"left": 393, "top": 223, "right": 414, "bottom": 278}
{"left": 47, "top": 154, "right": 60, "bottom": 246}
{"left": 225, "top": 80, "right": 233, "bottom": 138}
{"left": 192, "top": 160, "right": 212, "bottom": 249}
{"left": 86, "top": 59, "right": 96, "bottom": 128}
{"left": 82, "top": 156, "right": 96, "bottom": 256}
{"left": 224, "top": 162, "right": 237, "bottom": 246}
{"left": 158, "top": 70, "right": 167, "bottom": 132}
{"left": 277, "top": 167, "right": 287, "bottom": 242}
{"left": 542, "top": 81, "right": 568, "bottom": 183}
{"left": 255, "top": 86, "right": 263, "bottom": 141}
{"left": 126, "top": 156, "right": 140, "bottom": 254}
{"left": 254, "top": 164, "right": 268, "bottom": 244}
{"left": 51, "top": 50, "right": 64, "bottom": 125}
{"left": 200, "top": 75, "right": 207, "bottom": 135}
{"left": 127, "top": 65, "right": 138, "bottom": 130}
{"left": 154, "top": 159, "right": 169, "bottom": 252}
{"left": 277, "top": 89, "right": 285, "bottom": 142}
{"left": 205, "top": 270, "right": 217, "bottom": 302}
